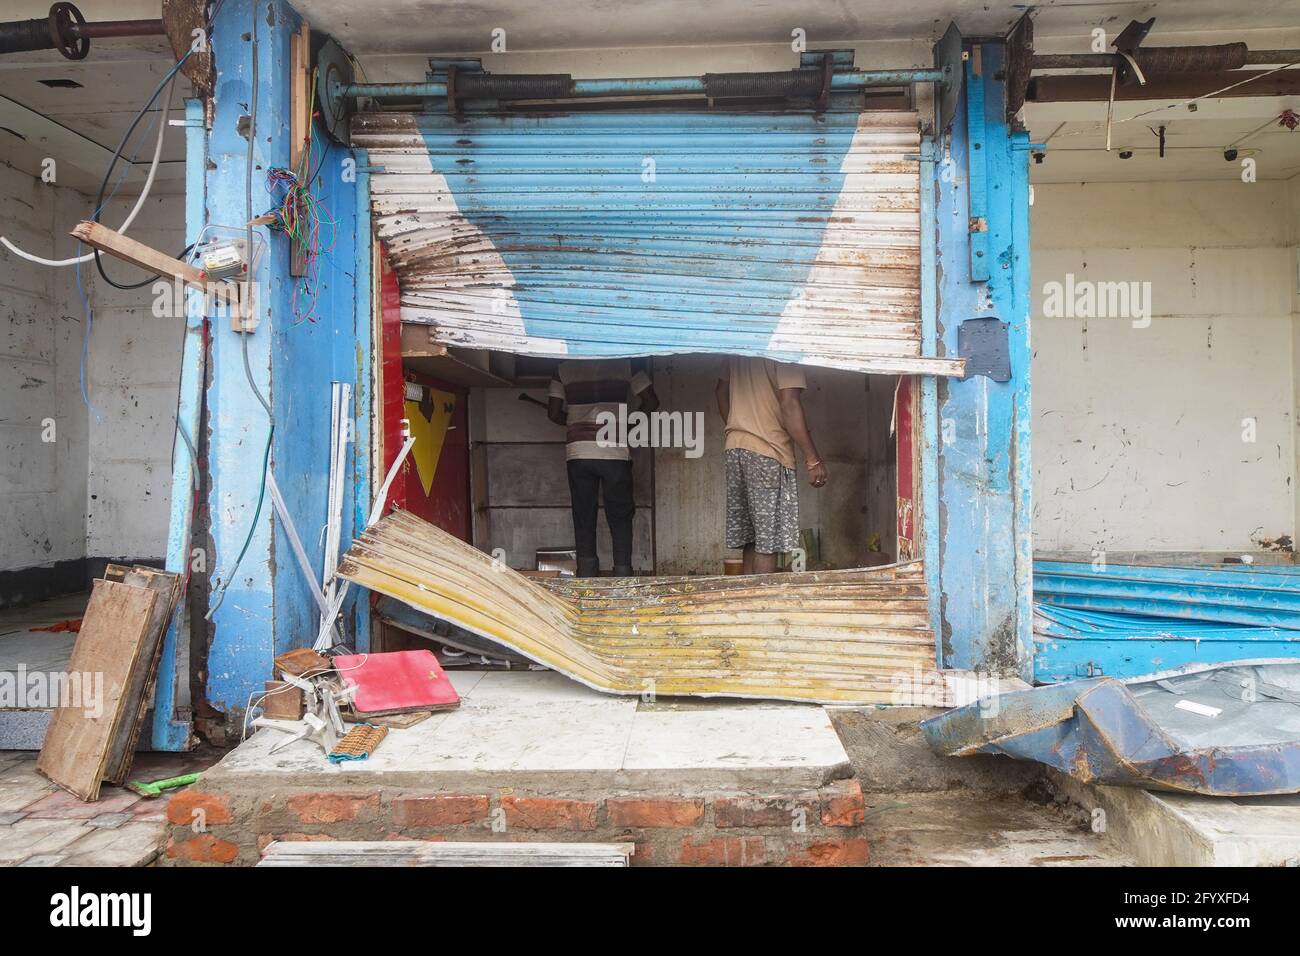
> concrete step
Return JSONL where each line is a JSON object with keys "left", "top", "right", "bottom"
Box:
{"left": 1053, "top": 773, "right": 1300, "bottom": 866}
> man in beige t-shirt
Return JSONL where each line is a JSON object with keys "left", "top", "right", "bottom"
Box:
{"left": 716, "top": 357, "right": 827, "bottom": 574}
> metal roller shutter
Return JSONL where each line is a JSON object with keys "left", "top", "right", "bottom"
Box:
{"left": 353, "top": 109, "right": 961, "bottom": 376}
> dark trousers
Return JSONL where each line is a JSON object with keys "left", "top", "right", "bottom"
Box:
{"left": 567, "top": 458, "right": 635, "bottom": 576}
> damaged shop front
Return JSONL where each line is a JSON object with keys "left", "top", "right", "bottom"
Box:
{"left": 145, "top": 10, "right": 1033, "bottom": 747}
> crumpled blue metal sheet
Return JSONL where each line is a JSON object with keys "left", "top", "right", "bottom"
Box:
{"left": 921, "top": 660, "right": 1300, "bottom": 796}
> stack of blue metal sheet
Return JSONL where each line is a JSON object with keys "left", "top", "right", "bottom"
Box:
{"left": 1033, "top": 561, "right": 1300, "bottom": 683}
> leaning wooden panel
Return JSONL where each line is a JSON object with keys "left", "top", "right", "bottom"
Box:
{"left": 338, "top": 511, "right": 938, "bottom": 705}
{"left": 36, "top": 579, "right": 157, "bottom": 801}
{"left": 104, "top": 568, "right": 182, "bottom": 785}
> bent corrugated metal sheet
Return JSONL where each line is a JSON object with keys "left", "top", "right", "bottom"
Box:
{"left": 1032, "top": 561, "right": 1300, "bottom": 682}
{"left": 351, "top": 109, "right": 963, "bottom": 377}
{"left": 921, "top": 659, "right": 1300, "bottom": 796}
{"left": 338, "top": 511, "right": 937, "bottom": 704}
{"left": 1035, "top": 560, "right": 1300, "bottom": 630}
{"left": 1033, "top": 604, "right": 1300, "bottom": 683}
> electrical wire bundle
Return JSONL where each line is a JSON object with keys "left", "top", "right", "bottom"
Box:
{"left": 264, "top": 157, "right": 337, "bottom": 325}
{"left": 262, "top": 68, "right": 338, "bottom": 326}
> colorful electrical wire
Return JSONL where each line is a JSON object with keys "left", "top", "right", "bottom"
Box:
{"left": 262, "top": 70, "right": 338, "bottom": 325}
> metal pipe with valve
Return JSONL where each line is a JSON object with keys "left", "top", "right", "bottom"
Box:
{"left": 0, "top": 2, "right": 164, "bottom": 60}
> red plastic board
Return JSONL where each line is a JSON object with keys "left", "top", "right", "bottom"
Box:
{"left": 334, "top": 650, "right": 460, "bottom": 716}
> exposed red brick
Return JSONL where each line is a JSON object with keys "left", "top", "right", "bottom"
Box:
{"left": 501, "top": 796, "right": 598, "bottom": 830}
{"left": 620, "top": 840, "right": 655, "bottom": 866}
{"left": 166, "top": 834, "right": 239, "bottom": 864}
{"left": 392, "top": 794, "right": 490, "bottom": 827}
{"left": 820, "top": 780, "right": 866, "bottom": 827}
{"left": 786, "top": 838, "right": 870, "bottom": 867}
{"left": 714, "top": 795, "right": 818, "bottom": 829}
{"left": 608, "top": 797, "right": 704, "bottom": 828}
{"left": 285, "top": 792, "right": 379, "bottom": 824}
{"left": 166, "top": 791, "right": 232, "bottom": 826}
{"left": 679, "top": 836, "right": 766, "bottom": 866}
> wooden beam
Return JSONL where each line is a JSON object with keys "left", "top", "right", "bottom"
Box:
{"left": 70, "top": 220, "right": 251, "bottom": 326}
{"left": 400, "top": 321, "right": 448, "bottom": 358}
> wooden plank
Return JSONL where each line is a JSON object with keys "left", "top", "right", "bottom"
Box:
{"left": 69, "top": 220, "right": 247, "bottom": 314}
{"left": 36, "top": 579, "right": 158, "bottom": 802}
{"left": 104, "top": 568, "right": 182, "bottom": 785}
{"left": 289, "top": 22, "right": 312, "bottom": 277}
{"left": 259, "top": 841, "right": 633, "bottom": 867}
{"left": 289, "top": 23, "right": 311, "bottom": 173}
{"left": 400, "top": 321, "right": 447, "bottom": 358}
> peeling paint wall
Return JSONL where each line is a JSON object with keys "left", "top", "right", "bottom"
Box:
{"left": 0, "top": 166, "right": 88, "bottom": 579}
{"left": 1032, "top": 181, "right": 1296, "bottom": 554}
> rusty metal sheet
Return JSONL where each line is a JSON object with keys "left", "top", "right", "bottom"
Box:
{"left": 338, "top": 511, "right": 938, "bottom": 704}
{"left": 921, "top": 659, "right": 1300, "bottom": 796}
{"left": 352, "top": 110, "right": 963, "bottom": 377}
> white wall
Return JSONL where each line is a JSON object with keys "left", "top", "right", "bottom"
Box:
{"left": 1032, "top": 181, "right": 1297, "bottom": 554}
{"left": 82, "top": 195, "right": 184, "bottom": 561}
{"left": 1289, "top": 175, "right": 1300, "bottom": 551}
{"left": 0, "top": 166, "right": 88, "bottom": 575}
{"left": 0, "top": 164, "right": 181, "bottom": 586}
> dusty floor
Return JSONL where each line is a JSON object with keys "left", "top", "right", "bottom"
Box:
{"left": 0, "top": 749, "right": 220, "bottom": 866}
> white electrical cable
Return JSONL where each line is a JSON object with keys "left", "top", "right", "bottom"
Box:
{"left": 311, "top": 436, "right": 417, "bottom": 651}
{"left": 0, "top": 73, "right": 175, "bottom": 267}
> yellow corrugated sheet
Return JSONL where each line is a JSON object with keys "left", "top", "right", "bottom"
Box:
{"left": 339, "top": 511, "right": 937, "bottom": 704}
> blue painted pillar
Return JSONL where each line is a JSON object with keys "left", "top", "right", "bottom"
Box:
{"left": 934, "top": 41, "right": 1034, "bottom": 678}
{"left": 200, "top": 0, "right": 296, "bottom": 720}
{"left": 186, "top": 0, "right": 368, "bottom": 728}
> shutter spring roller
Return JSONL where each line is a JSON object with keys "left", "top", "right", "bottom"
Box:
{"left": 1031, "top": 44, "right": 1288, "bottom": 73}
{"left": 0, "top": 3, "right": 164, "bottom": 60}
{"left": 342, "top": 67, "right": 947, "bottom": 102}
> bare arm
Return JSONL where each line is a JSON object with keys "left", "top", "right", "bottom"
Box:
{"left": 638, "top": 385, "right": 660, "bottom": 414}
{"left": 715, "top": 379, "right": 730, "bottom": 423}
{"left": 547, "top": 396, "right": 566, "bottom": 426}
{"left": 778, "top": 387, "right": 827, "bottom": 487}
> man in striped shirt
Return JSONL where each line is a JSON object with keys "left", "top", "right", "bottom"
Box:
{"left": 548, "top": 359, "right": 658, "bottom": 577}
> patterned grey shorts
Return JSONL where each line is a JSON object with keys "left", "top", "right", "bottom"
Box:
{"left": 725, "top": 447, "right": 799, "bottom": 554}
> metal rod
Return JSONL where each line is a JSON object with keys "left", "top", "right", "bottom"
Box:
{"left": 73, "top": 18, "right": 165, "bottom": 39}
{"left": 343, "top": 68, "right": 946, "bottom": 100}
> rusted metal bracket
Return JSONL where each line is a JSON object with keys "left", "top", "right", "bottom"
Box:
{"left": 1113, "top": 18, "right": 1156, "bottom": 86}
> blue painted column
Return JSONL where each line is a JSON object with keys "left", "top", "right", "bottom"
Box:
{"left": 934, "top": 41, "right": 1034, "bottom": 678}
{"left": 192, "top": 0, "right": 368, "bottom": 728}
{"left": 200, "top": 0, "right": 294, "bottom": 720}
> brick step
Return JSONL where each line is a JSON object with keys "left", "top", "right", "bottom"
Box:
{"left": 161, "top": 778, "right": 869, "bottom": 867}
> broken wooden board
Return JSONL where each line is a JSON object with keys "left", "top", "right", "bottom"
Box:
{"left": 103, "top": 567, "right": 182, "bottom": 785}
{"left": 36, "top": 579, "right": 158, "bottom": 801}
{"left": 337, "top": 511, "right": 939, "bottom": 705}
{"left": 259, "top": 840, "right": 633, "bottom": 867}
